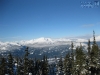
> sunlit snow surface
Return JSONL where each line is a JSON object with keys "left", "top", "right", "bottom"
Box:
{"left": 0, "top": 37, "right": 100, "bottom": 58}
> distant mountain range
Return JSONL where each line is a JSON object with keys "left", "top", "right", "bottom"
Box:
{"left": 0, "top": 37, "right": 100, "bottom": 58}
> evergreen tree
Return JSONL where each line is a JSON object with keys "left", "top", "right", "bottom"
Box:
{"left": 88, "top": 31, "right": 100, "bottom": 75}
{"left": 98, "top": 48, "right": 100, "bottom": 68}
{"left": 87, "top": 39, "right": 91, "bottom": 57}
{"left": 35, "top": 59, "right": 40, "bottom": 75}
{"left": 28, "top": 59, "right": 34, "bottom": 75}
{"left": 8, "top": 53, "right": 14, "bottom": 75}
{"left": 90, "top": 31, "right": 99, "bottom": 66}
{"left": 59, "top": 56, "right": 63, "bottom": 71}
{"left": 0, "top": 57, "right": 7, "bottom": 75}
{"left": 86, "top": 39, "right": 91, "bottom": 75}
{"left": 24, "top": 47, "right": 30, "bottom": 75}
{"left": 42, "top": 55, "right": 48, "bottom": 75}
{"left": 64, "top": 42, "right": 75, "bottom": 75}
{"left": 17, "top": 65, "right": 21, "bottom": 75}
{"left": 75, "top": 43, "right": 86, "bottom": 75}
{"left": 64, "top": 53, "right": 71, "bottom": 75}
{"left": 16, "top": 57, "right": 22, "bottom": 75}
{"left": 70, "top": 42, "right": 75, "bottom": 75}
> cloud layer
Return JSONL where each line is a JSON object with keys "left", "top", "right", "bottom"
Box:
{"left": 0, "top": 35, "right": 100, "bottom": 51}
{"left": 82, "top": 24, "right": 94, "bottom": 28}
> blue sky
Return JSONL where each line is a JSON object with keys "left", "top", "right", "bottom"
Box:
{"left": 0, "top": 0, "right": 100, "bottom": 41}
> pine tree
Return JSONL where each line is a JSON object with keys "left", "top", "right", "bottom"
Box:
{"left": 16, "top": 57, "right": 22, "bottom": 75}
{"left": 59, "top": 56, "right": 63, "bottom": 71}
{"left": 64, "top": 42, "right": 75, "bottom": 75}
{"left": 90, "top": 31, "right": 99, "bottom": 66}
{"left": 64, "top": 52, "right": 72, "bottom": 75}
{"left": 24, "top": 47, "right": 30, "bottom": 75}
{"left": 8, "top": 53, "right": 14, "bottom": 75}
{"left": 75, "top": 43, "right": 86, "bottom": 75}
{"left": 0, "top": 57, "right": 7, "bottom": 75}
{"left": 17, "top": 65, "right": 21, "bottom": 75}
{"left": 98, "top": 47, "right": 100, "bottom": 68}
{"left": 87, "top": 39, "right": 91, "bottom": 57}
{"left": 42, "top": 55, "right": 48, "bottom": 75}
{"left": 28, "top": 59, "right": 34, "bottom": 75}
{"left": 88, "top": 31, "right": 100, "bottom": 75}
{"left": 70, "top": 42, "right": 75, "bottom": 75}
{"left": 34, "top": 59, "right": 39, "bottom": 75}
{"left": 86, "top": 39, "right": 91, "bottom": 75}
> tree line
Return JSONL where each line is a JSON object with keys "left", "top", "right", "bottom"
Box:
{"left": 0, "top": 48, "right": 48, "bottom": 75}
{"left": 64, "top": 31, "right": 100, "bottom": 75}
{"left": 0, "top": 31, "right": 100, "bottom": 75}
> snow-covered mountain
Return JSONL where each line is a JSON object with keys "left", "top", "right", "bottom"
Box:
{"left": 0, "top": 37, "right": 88, "bottom": 51}
{"left": 0, "top": 36, "right": 100, "bottom": 58}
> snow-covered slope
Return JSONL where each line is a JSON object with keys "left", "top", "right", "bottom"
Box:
{"left": 0, "top": 36, "right": 100, "bottom": 53}
{"left": 0, "top": 37, "right": 85, "bottom": 51}
{"left": 0, "top": 36, "right": 100, "bottom": 58}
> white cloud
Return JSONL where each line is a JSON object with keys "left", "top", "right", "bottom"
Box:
{"left": 82, "top": 24, "right": 94, "bottom": 28}
{"left": 76, "top": 39, "right": 88, "bottom": 42}
{"left": 90, "top": 35, "right": 100, "bottom": 41}
{"left": 81, "top": 22, "right": 100, "bottom": 28}
{"left": 0, "top": 35, "right": 100, "bottom": 51}
{"left": 96, "top": 36, "right": 100, "bottom": 41}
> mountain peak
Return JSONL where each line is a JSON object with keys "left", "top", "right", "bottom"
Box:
{"left": 34, "top": 37, "right": 53, "bottom": 43}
